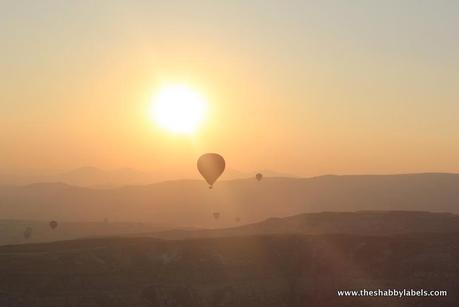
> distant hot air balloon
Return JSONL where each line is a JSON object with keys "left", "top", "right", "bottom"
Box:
{"left": 213, "top": 212, "right": 221, "bottom": 220}
{"left": 49, "top": 220, "right": 58, "bottom": 230}
{"left": 23, "top": 227, "right": 32, "bottom": 240}
{"left": 235, "top": 217, "right": 241, "bottom": 223}
{"left": 256, "top": 173, "right": 263, "bottom": 182}
{"left": 197, "top": 153, "right": 225, "bottom": 189}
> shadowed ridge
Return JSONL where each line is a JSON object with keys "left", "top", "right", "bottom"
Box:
{"left": 149, "top": 210, "right": 459, "bottom": 240}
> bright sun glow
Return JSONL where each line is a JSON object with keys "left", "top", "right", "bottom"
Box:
{"left": 151, "top": 84, "right": 207, "bottom": 134}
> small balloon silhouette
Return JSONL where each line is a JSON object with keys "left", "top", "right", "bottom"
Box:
{"left": 213, "top": 212, "right": 221, "bottom": 220}
{"left": 256, "top": 173, "right": 263, "bottom": 181}
{"left": 49, "top": 220, "right": 58, "bottom": 230}
{"left": 23, "top": 227, "right": 32, "bottom": 239}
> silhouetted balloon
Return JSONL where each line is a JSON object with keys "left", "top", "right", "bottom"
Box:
{"left": 49, "top": 220, "right": 58, "bottom": 230}
{"left": 213, "top": 212, "right": 220, "bottom": 220}
{"left": 235, "top": 217, "right": 241, "bottom": 223}
{"left": 256, "top": 173, "right": 263, "bottom": 181}
{"left": 197, "top": 153, "right": 225, "bottom": 189}
{"left": 23, "top": 227, "right": 32, "bottom": 239}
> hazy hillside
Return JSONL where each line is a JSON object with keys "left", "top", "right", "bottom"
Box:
{"left": 3, "top": 211, "right": 457, "bottom": 246}
{"left": 0, "top": 220, "right": 168, "bottom": 246}
{"left": 151, "top": 211, "right": 459, "bottom": 240}
{"left": 0, "top": 167, "right": 162, "bottom": 188}
{"left": 0, "top": 173, "right": 459, "bottom": 227}
{"left": 0, "top": 233, "right": 457, "bottom": 306}
{"left": 0, "top": 167, "right": 267, "bottom": 188}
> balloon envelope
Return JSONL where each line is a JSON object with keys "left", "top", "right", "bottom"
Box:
{"left": 49, "top": 220, "right": 58, "bottom": 230}
{"left": 213, "top": 212, "right": 220, "bottom": 220}
{"left": 197, "top": 153, "right": 225, "bottom": 188}
{"left": 256, "top": 173, "right": 263, "bottom": 181}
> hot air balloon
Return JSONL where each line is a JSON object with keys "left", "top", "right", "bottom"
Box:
{"left": 23, "top": 227, "right": 32, "bottom": 240}
{"left": 197, "top": 153, "right": 225, "bottom": 189}
{"left": 235, "top": 217, "right": 241, "bottom": 223}
{"left": 213, "top": 212, "right": 221, "bottom": 220}
{"left": 256, "top": 173, "right": 263, "bottom": 182}
{"left": 49, "top": 220, "right": 58, "bottom": 230}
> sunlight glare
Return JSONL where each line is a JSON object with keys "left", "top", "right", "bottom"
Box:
{"left": 151, "top": 84, "right": 207, "bottom": 134}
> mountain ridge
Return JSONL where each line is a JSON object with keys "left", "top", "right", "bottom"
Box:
{"left": 149, "top": 210, "right": 459, "bottom": 240}
{"left": 0, "top": 166, "right": 288, "bottom": 188}
{"left": 1, "top": 173, "right": 459, "bottom": 227}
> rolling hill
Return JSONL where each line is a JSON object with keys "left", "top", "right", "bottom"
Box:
{"left": 0, "top": 166, "right": 269, "bottom": 188}
{"left": 150, "top": 210, "right": 459, "bottom": 240}
{"left": 0, "top": 173, "right": 459, "bottom": 228}
{"left": 1, "top": 210, "right": 458, "bottom": 247}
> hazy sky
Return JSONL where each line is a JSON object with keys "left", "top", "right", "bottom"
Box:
{"left": 1, "top": 0, "right": 459, "bottom": 177}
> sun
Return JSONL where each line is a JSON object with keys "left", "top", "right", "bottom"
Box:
{"left": 151, "top": 84, "right": 207, "bottom": 134}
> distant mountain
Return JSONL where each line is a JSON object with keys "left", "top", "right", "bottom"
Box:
{"left": 0, "top": 233, "right": 458, "bottom": 306}
{"left": 57, "top": 167, "right": 158, "bottom": 187}
{"left": 0, "top": 166, "right": 283, "bottom": 187}
{"left": 151, "top": 210, "right": 459, "bottom": 239}
{"left": 0, "top": 167, "right": 159, "bottom": 188}
{"left": 1, "top": 173, "right": 459, "bottom": 227}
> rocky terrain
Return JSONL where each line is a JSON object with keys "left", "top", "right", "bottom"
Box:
{"left": 0, "top": 231, "right": 457, "bottom": 306}
{"left": 1, "top": 212, "right": 458, "bottom": 306}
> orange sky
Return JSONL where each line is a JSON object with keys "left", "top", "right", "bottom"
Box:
{"left": 1, "top": 1, "right": 459, "bottom": 177}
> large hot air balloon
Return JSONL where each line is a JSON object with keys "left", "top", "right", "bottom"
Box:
{"left": 213, "top": 212, "right": 221, "bottom": 220}
{"left": 23, "top": 227, "right": 32, "bottom": 240}
{"left": 197, "top": 153, "right": 225, "bottom": 189}
{"left": 256, "top": 173, "right": 263, "bottom": 182}
{"left": 49, "top": 220, "right": 58, "bottom": 230}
